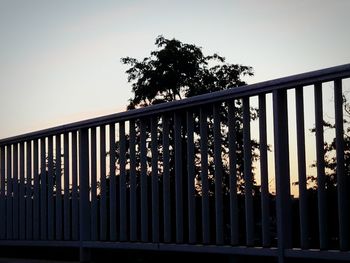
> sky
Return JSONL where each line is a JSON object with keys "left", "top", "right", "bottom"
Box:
{"left": 1, "top": 0, "right": 349, "bottom": 139}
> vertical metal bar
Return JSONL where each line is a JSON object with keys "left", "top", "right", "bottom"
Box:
{"left": 47, "top": 136, "right": 54, "bottom": 240}
{"left": 151, "top": 117, "right": 159, "bottom": 243}
{"left": 63, "top": 133, "right": 70, "bottom": 240}
{"left": 314, "top": 83, "right": 328, "bottom": 249}
{"left": 228, "top": 101, "right": 238, "bottom": 245}
{"left": 13, "top": 143, "right": 19, "bottom": 239}
{"left": 40, "top": 138, "right": 47, "bottom": 240}
{"left": 243, "top": 97, "right": 254, "bottom": 246}
{"left": 259, "top": 94, "right": 271, "bottom": 247}
{"left": 19, "top": 142, "right": 25, "bottom": 240}
{"left": 273, "top": 89, "right": 292, "bottom": 263}
{"left": 334, "top": 79, "right": 349, "bottom": 250}
{"left": 162, "top": 115, "right": 171, "bottom": 243}
{"left": 79, "top": 128, "right": 90, "bottom": 242}
{"left": 213, "top": 103, "right": 223, "bottom": 245}
{"left": 0, "top": 146, "right": 6, "bottom": 239}
{"left": 119, "top": 121, "right": 127, "bottom": 241}
{"left": 33, "top": 140, "right": 39, "bottom": 240}
{"left": 90, "top": 128, "right": 98, "bottom": 241}
{"left": 200, "top": 107, "right": 210, "bottom": 244}
{"left": 55, "top": 135, "right": 62, "bottom": 240}
{"left": 129, "top": 120, "right": 137, "bottom": 241}
{"left": 26, "top": 141, "right": 33, "bottom": 240}
{"left": 295, "top": 87, "right": 309, "bottom": 249}
{"left": 174, "top": 112, "right": 184, "bottom": 243}
{"left": 99, "top": 126, "right": 107, "bottom": 241}
{"left": 140, "top": 119, "right": 148, "bottom": 242}
{"left": 186, "top": 110, "right": 196, "bottom": 244}
{"left": 71, "top": 132, "right": 79, "bottom": 240}
{"left": 6, "top": 145, "right": 13, "bottom": 239}
{"left": 109, "top": 123, "right": 117, "bottom": 241}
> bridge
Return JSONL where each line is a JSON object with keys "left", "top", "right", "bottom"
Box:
{"left": 0, "top": 64, "right": 349, "bottom": 262}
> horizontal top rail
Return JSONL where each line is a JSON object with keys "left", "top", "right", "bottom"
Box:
{"left": 1, "top": 63, "right": 350, "bottom": 145}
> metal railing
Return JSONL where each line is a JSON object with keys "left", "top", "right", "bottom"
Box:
{"left": 0, "top": 63, "right": 350, "bottom": 262}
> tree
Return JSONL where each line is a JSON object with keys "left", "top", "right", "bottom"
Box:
{"left": 121, "top": 35, "right": 258, "bottom": 193}
{"left": 122, "top": 35, "right": 253, "bottom": 109}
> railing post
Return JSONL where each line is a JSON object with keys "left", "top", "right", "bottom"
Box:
{"left": 174, "top": 112, "right": 184, "bottom": 243}
{"left": 79, "top": 128, "right": 90, "bottom": 262}
{"left": 295, "top": 87, "right": 309, "bottom": 249}
{"left": 273, "top": 89, "right": 291, "bottom": 263}
{"left": 162, "top": 115, "right": 171, "bottom": 243}
{"left": 0, "top": 146, "right": 5, "bottom": 240}
{"left": 314, "top": 83, "right": 328, "bottom": 249}
{"left": 243, "top": 97, "right": 254, "bottom": 246}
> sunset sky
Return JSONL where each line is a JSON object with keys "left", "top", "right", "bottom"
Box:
{"left": 1, "top": 0, "right": 349, "bottom": 139}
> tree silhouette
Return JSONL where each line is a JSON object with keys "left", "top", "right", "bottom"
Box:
{"left": 122, "top": 35, "right": 253, "bottom": 109}
{"left": 120, "top": 35, "right": 258, "bottom": 194}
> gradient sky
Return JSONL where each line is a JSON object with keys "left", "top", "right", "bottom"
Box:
{"left": 1, "top": 0, "right": 349, "bottom": 139}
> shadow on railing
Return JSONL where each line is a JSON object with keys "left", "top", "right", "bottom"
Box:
{"left": 0, "top": 63, "right": 350, "bottom": 262}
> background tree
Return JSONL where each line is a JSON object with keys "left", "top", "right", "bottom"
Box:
{"left": 122, "top": 36, "right": 253, "bottom": 109}
{"left": 121, "top": 35, "right": 258, "bottom": 194}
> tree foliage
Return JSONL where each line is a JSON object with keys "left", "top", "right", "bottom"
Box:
{"left": 121, "top": 36, "right": 258, "bottom": 194}
{"left": 122, "top": 35, "right": 253, "bottom": 109}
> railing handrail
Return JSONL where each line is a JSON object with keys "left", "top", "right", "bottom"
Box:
{"left": 1, "top": 63, "right": 350, "bottom": 145}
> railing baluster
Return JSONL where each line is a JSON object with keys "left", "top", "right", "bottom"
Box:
{"left": 47, "top": 136, "right": 54, "bottom": 240}
{"left": 63, "top": 133, "right": 70, "bottom": 240}
{"left": 99, "top": 126, "right": 107, "bottom": 241}
{"left": 228, "top": 100, "right": 238, "bottom": 245}
{"left": 90, "top": 127, "right": 98, "bottom": 241}
{"left": 243, "top": 97, "right": 254, "bottom": 246}
{"left": 13, "top": 143, "right": 19, "bottom": 239}
{"left": 213, "top": 103, "right": 223, "bottom": 245}
{"left": 140, "top": 119, "right": 148, "bottom": 242}
{"left": 200, "top": 107, "right": 210, "bottom": 244}
{"left": 151, "top": 117, "right": 159, "bottom": 243}
{"left": 33, "top": 140, "right": 39, "bottom": 240}
{"left": 259, "top": 94, "right": 270, "bottom": 247}
{"left": 314, "top": 82, "right": 328, "bottom": 249}
{"left": 119, "top": 121, "right": 127, "bottom": 241}
{"left": 12, "top": 143, "right": 20, "bottom": 239}
{"left": 162, "top": 115, "right": 171, "bottom": 243}
{"left": 334, "top": 79, "right": 349, "bottom": 250}
{"left": 186, "top": 110, "right": 196, "bottom": 244}
{"left": 40, "top": 138, "right": 47, "bottom": 240}
{"left": 6, "top": 145, "right": 13, "bottom": 240}
{"left": 79, "top": 128, "right": 90, "bottom": 242}
{"left": 174, "top": 112, "right": 184, "bottom": 243}
{"left": 109, "top": 123, "right": 117, "bottom": 241}
{"left": 19, "top": 142, "right": 25, "bottom": 240}
{"left": 295, "top": 87, "right": 309, "bottom": 249}
{"left": 129, "top": 120, "right": 137, "bottom": 241}
{"left": 71, "top": 132, "right": 79, "bottom": 241}
{"left": 26, "top": 141, "right": 33, "bottom": 240}
{"left": 56, "top": 135, "right": 62, "bottom": 240}
{"left": 0, "top": 146, "right": 5, "bottom": 239}
{"left": 273, "top": 89, "right": 292, "bottom": 263}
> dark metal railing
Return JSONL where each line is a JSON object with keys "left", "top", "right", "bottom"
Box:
{"left": 0, "top": 63, "right": 350, "bottom": 262}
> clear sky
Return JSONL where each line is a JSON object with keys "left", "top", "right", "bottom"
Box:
{"left": 0, "top": 0, "right": 349, "bottom": 139}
